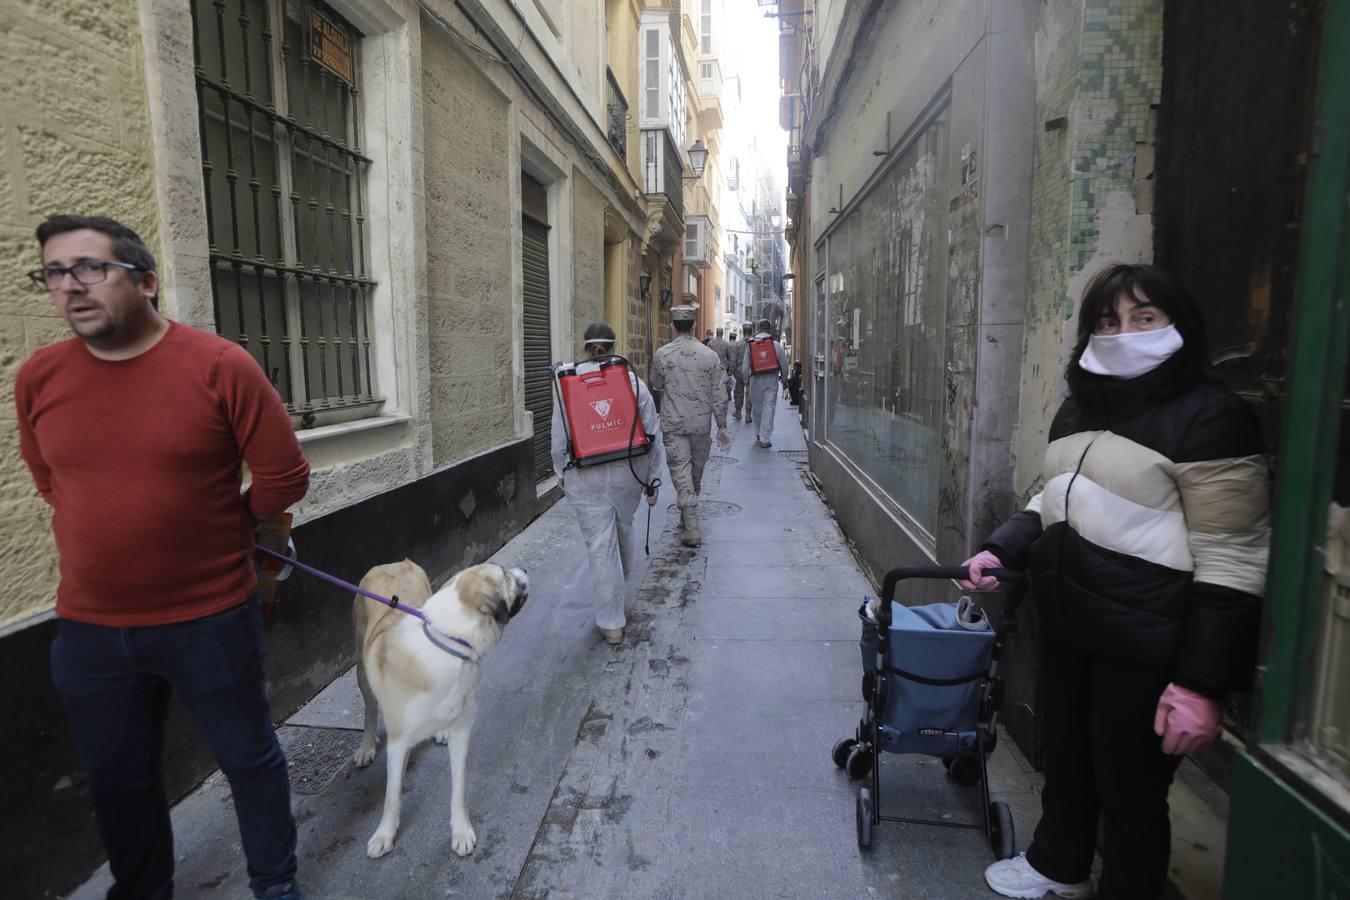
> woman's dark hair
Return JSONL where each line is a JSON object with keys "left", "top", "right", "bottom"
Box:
{"left": 1065, "top": 263, "right": 1210, "bottom": 403}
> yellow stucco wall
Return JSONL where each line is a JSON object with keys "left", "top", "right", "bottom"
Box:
{"left": 421, "top": 28, "right": 516, "bottom": 468}
{"left": 0, "top": 0, "right": 161, "bottom": 628}
{"left": 571, "top": 171, "right": 606, "bottom": 357}
{"left": 607, "top": 0, "right": 642, "bottom": 184}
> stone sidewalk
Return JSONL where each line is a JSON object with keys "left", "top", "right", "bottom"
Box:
{"left": 71, "top": 393, "right": 1225, "bottom": 899}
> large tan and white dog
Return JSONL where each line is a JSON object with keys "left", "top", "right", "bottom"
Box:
{"left": 352, "top": 559, "right": 528, "bottom": 859}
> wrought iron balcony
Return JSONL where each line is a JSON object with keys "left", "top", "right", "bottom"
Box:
{"left": 606, "top": 69, "right": 628, "bottom": 159}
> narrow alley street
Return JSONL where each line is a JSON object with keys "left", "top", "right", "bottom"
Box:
{"left": 68, "top": 397, "right": 1223, "bottom": 900}
{"left": 4, "top": 0, "right": 1348, "bottom": 896}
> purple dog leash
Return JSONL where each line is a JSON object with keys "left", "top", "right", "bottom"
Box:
{"left": 254, "top": 545, "right": 476, "bottom": 659}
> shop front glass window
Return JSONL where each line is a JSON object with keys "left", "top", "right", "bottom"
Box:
{"left": 822, "top": 106, "right": 950, "bottom": 533}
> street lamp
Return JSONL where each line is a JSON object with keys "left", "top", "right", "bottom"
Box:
{"left": 686, "top": 139, "right": 708, "bottom": 177}
{"left": 639, "top": 270, "right": 652, "bottom": 298}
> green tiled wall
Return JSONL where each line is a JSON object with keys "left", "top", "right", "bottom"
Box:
{"left": 1015, "top": 0, "right": 1163, "bottom": 500}
{"left": 1068, "top": 0, "right": 1163, "bottom": 277}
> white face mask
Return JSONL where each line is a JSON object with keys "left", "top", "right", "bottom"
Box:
{"left": 1078, "top": 324, "right": 1184, "bottom": 379}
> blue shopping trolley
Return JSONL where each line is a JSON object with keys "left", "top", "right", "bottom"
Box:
{"left": 831, "top": 565, "right": 1024, "bottom": 857}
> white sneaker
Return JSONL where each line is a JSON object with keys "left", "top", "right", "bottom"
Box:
{"left": 984, "top": 854, "right": 1094, "bottom": 899}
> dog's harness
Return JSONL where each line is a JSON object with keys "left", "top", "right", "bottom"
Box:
{"left": 255, "top": 546, "right": 479, "bottom": 662}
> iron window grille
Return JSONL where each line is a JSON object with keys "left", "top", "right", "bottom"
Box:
{"left": 191, "top": 0, "right": 378, "bottom": 428}
{"left": 606, "top": 68, "right": 628, "bottom": 159}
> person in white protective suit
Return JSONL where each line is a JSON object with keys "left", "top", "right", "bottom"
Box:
{"left": 741, "top": 319, "right": 789, "bottom": 448}
{"left": 550, "top": 322, "right": 665, "bottom": 646}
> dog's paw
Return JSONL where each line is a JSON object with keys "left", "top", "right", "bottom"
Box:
{"left": 353, "top": 743, "right": 377, "bottom": 767}
{"left": 450, "top": 824, "right": 477, "bottom": 857}
{"left": 366, "top": 829, "right": 397, "bottom": 858}
{"left": 433, "top": 730, "right": 450, "bottom": 746}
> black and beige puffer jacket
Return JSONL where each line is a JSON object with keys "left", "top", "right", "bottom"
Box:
{"left": 984, "top": 366, "right": 1270, "bottom": 699}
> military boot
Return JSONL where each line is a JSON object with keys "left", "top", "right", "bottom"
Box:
{"left": 680, "top": 509, "right": 702, "bottom": 547}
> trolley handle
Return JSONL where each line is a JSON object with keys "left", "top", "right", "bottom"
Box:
{"left": 879, "top": 565, "right": 1024, "bottom": 607}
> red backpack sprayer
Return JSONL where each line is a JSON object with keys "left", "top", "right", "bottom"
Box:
{"left": 551, "top": 353, "right": 663, "bottom": 552}
{"left": 748, "top": 336, "right": 780, "bottom": 375}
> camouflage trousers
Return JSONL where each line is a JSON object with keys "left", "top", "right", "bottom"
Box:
{"left": 662, "top": 430, "right": 712, "bottom": 510}
{"left": 734, "top": 374, "right": 748, "bottom": 416}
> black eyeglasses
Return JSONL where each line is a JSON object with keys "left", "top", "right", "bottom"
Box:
{"left": 27, "top": 260, "right": 141, "bottom": 290}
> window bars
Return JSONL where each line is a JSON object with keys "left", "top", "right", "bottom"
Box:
{"left": 191, "top": 0, "right": 377, "bottom": 427}
{"left": 606, "top": 68, "right": 628, "bottom": 160}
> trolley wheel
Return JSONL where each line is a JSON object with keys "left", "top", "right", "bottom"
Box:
{"left": 989, "top": 799, "right": 1016, "bottom": 860}
{"left": 845, "top": 746, "right": 875, "bottom": 779}
{"left": 856, "top": 787, "right": 874, "bottom": 850}
{"left": 948, "top": 754, "right": 983, "bottom": 787}
{"left": 832, "top": 738, "right": 858, "bottom": 769}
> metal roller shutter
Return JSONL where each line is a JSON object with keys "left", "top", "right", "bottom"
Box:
{"left": 522, "top": 216, "right": 553, "bottom": 482}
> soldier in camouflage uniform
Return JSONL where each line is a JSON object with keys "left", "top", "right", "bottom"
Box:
{"left": 727, "top": 330, "right": 746, "bottom": 421}
{"left": 649, "top": 306, "right": 731, "bottom": 546}
{"left": 725, "top": 331, "right": 745, "bottom": 420}
{"left": 708, "top": 328, "right": 734, "bottom": 409}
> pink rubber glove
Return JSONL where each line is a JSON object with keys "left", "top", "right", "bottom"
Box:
{"left": 958, "top": 550, "right": 1003, "bottom": 591}
{"left": 1153, "top": 683, "right": 1222, "bottom": 755}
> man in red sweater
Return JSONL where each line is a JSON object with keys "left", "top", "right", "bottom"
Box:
{"left": 17, "top": 215, "right": 310, "bottom": 900}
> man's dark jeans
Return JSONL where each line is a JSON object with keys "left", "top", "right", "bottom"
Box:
{"left": 50, "top": 597, "right": 298, "bottom": 899}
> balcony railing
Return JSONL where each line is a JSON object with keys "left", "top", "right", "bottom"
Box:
{"left": 606, "top": 69, "right": 628, "bottom": 159}
{"left": 641, "top": 128, "right": 685, "bottom": 224}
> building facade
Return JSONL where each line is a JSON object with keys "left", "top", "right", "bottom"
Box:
{"left": 781, "top": 0, "right": 1349, "bottom": 888}
{"left": 784, "top": 0, "right": 1036, "bottom": 603}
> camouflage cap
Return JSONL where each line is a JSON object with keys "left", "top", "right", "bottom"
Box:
{"left": 671, "top": 305, "right": 697, "bottom": 321}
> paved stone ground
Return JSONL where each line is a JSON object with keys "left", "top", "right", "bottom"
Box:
{"left": 70, "top": 394, "right": 1224, "bottom": 900}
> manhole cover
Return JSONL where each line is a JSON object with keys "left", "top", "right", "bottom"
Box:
{"left": 278, "top": 725, "right": 361, "bottom": 795}
{"left": 666, "top": 500, "right": 742, "bottom": 519}
{"left": 777, "top": 449, "right": 808, "bottom": 460}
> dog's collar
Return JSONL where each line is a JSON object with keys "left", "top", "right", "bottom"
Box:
{"left": 420, "top": 621, "right": 478, "bottom": 662}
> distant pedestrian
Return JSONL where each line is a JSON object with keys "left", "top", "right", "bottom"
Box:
{"left": 703, "top": 328, "right": 714, "bottom": 345}
{"left": 787, "top": 360, "right": 803, "bottom": 407}
{"left": 741, "top": 319, "right": 789, "bottom": 448}
{"left": 727, "top": 331, "right": 748, "bottom": 421}
{"left": 965, "top": 264, "right": 1269, "bottom": 900}
{"left": 708, "top": 327, "right": 734, "bottom": 409}
{"left": 551, "top": 322, "right": 664, "bottom": 645}
{"left": 650, "top": 305, "right": 731, "bottom": 546}
{"left": 17, "top": 215, "right": 310, "bottom": 900}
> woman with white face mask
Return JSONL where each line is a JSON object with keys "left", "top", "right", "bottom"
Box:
{"left": 961, "top": 264, "right": 1270, "bottom": 900}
